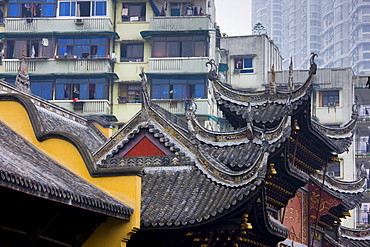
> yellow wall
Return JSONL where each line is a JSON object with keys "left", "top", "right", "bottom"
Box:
{"left": 0, "top": 101, "right": 141, "bottom": 247}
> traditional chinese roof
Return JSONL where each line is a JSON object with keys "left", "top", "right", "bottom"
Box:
{"left": 0, "top": 119, "right": 133, "bottom": 220}
{"left": 207, "top": 58, "right": 357, "bottom": 155}
{"left": 341, "top": 226, "right": 370, "bottom": 246}
{"left": 311, "top": 112, "right": 357, "bottom": 154}
{"left": 311, "top": 167, "right": 366, "bottom": 211}
{"left": 212, "top": 69, "right": 313, "bottom": 128}
{"left": 94, "top": 70, "right": 293, "bottom": 238}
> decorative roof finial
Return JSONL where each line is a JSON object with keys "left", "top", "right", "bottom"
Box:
{"left": 139, "top": 66, "right": 150, "bottom": 122}
{"left": 288, "top": 57, "right": 294, "bottom": 91}
{"left": 309, "top": 52, "right": 318, "bottom": 75}
{"left": 269, "top": 64, "right": 277, "bottom": 95}
{"left": 15, "top": 45, "right": 30, "bottom": 94}
{"left": 206, "top": 59, "right": 218, "bottom": 81}
{"left": 185, "top": 98, "right": 197, "bottom": 120}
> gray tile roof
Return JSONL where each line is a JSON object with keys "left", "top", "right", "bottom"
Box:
{"left": 0, "top": 120, "right": 133, "bottom": 220}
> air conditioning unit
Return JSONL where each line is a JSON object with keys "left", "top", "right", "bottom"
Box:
{"left": 75, "top": 18, "right": 84, "bottom": 25}
{"left": 327, "top": 102, "right": 336, "bottom": 107}
{"left": 234, "top": 69, "right": 240, "bottom": 74}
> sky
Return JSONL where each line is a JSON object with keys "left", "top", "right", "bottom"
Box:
{"left": 215, "top": 0, "right": 252, "bottom": 36}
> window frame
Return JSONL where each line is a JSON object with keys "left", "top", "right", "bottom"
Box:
{"left": 55, "top": 77, "right": 108, "bottom": 100}
{"left": 8, "top": 0, "right": 57, "bottom": 18}
{"left": 58, "top": 0, "right": 107, "bottom": 17}
{"left": 122, "top": 2, "right": 146, "bottom": 22}
{"left": 151, "top": 76, "right": 206, "bottom": 100}
{"left": 57, "top": 36, "right": 108, "bottom": 58}
{"left": 319, "top": 90, "right": 340, "bottom": 107}
{"left": 234, "top": 57, "right": 254, "bottom": 73}
{"left": 152, "top": 34, "right": 208, "bottom": 58}
{"left": 120, "top": 43, "right": 144, "bottom": 62}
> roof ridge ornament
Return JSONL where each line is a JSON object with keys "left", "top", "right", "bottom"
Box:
{"left": 15, "top": 46, "right": 31, "bottom": 94}
{"left": 269, "top": 64, "right": 277, "bottom": 97}
{"left": 351, "top": 103, "right": 358, "bottom": 120}
{"left": 288, "top": 57, "right": 294, "bottom": 91}
{"left": 309, "top": 52, "right": 318, "bottom": 75}
{"left": 185, "top": 98, "right": 197, "bottom": 121}
{"left": 140, "top": 66, "right": 150, "bottom": 123}
{"left": 206, "top": 59, "right": 218, "bottom": 82}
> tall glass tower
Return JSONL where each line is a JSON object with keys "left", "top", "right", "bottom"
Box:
{"left": 252, "top": 0, "right": 370, "bottom": 75}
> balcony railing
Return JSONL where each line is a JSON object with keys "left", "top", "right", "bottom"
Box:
{"left": 3, "top": 59, "right": 112, "bottom": 74}
{"left": 148, "top": 57, "right": 209, "bottom": 74}
{"left": 153, "top": 99, "right": 211, "bottom": 116}
{"left": 51, "top": 100, "right": 110, "bottom": 114}
{"left": 150, "top": 16, "right": 212, "bottom": 31}
{"left": 5, "top": 17, "right": 112, "bottom": 32}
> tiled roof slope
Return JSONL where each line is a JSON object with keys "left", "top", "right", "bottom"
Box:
{"left": 0, "top": 120, "right": 133, "bottom": 220}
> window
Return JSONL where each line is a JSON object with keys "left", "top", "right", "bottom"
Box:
{"left": 55, "top": 77, "right": 107, "bottom": 100}
{"left": 327, "top": 160, "right": 340, "bottom": 177}
{"left": 118, "top": 84, "right": 141, "bottom": 103}
{"left": 9, "top": 0, "right": 56, "bottom": 17}
{"left": 170, "top": 2, "right": 193, "bottom": 16}
{"left": 319, "top": 90, "right": 339, "bottom": 107}
{"left": 152, "top": 35, "right": 208, "bottom": 58}
{"left": 6, "top": 38, "right": 55, "bottom": 58}
{"left": 59, "top": 1, "right": 107, "bottom": 17}
{"left": 234, "top": 58, "right": 254, "bottom": 73}
{"left": 120, "top": 43, "right": 143, "bottom": 62}
{"left": 57, "top": 36, "right": 108, "bottom": 58}
{"left": 360, "top": 136, "right": 369, "bottom": 153}
{"left": 151, "top": 76, "right": 206, "bottom": 99}
{"left": 122, "top": 2, "right": 145, "bottom": 22}
{"left": 30, "top": 79, "right": 53, "bottom": 99}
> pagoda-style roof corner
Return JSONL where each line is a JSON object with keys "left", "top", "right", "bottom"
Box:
{"left": 310, "top": 115, "right": 357, "bottom": 154}
{"left": 210, "top": 66, "right": 314, "bottom": 127}
{"left": 311, "top": 170, "right": 366, "bottom": 210}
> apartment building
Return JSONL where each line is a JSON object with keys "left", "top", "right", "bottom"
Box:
{"left": 252, "top": 0, "right": 370, "bottom": 75}
{"left": 0, "top": 0, "right": 220, "bottom": 129}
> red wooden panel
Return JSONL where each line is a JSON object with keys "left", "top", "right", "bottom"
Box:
{"left": 124, "top": 136, "right": 166, "bottom": 157}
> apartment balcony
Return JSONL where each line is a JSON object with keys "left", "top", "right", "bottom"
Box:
{"left": 153, "top": 99, "right": 211, "bottom": 116}
{"left": 149, "top": 16, "right": 212, "bottom": 32}
{"left": 51, "top": 100, "right": 110, "bottom": 115}
{"left": 148, "top": 57, "right": 209, "bottom": 74}
{"left": 2, "top": 58, "right": 112, "bottom": 74}
{"left": 4, "top": 17, "right": 112, "bottom": 33}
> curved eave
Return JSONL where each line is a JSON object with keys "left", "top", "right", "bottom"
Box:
{"left": 310, "top": 173, "right": 365, "bottom": 209}
{"left": 212, "top": 73, "right": 313, "bottom": 106}
{"left": 341, "top": 226, "right": 370, "bottom": 242}
{"left": 310, "top": 119, "right": 355, "bottom": 154}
